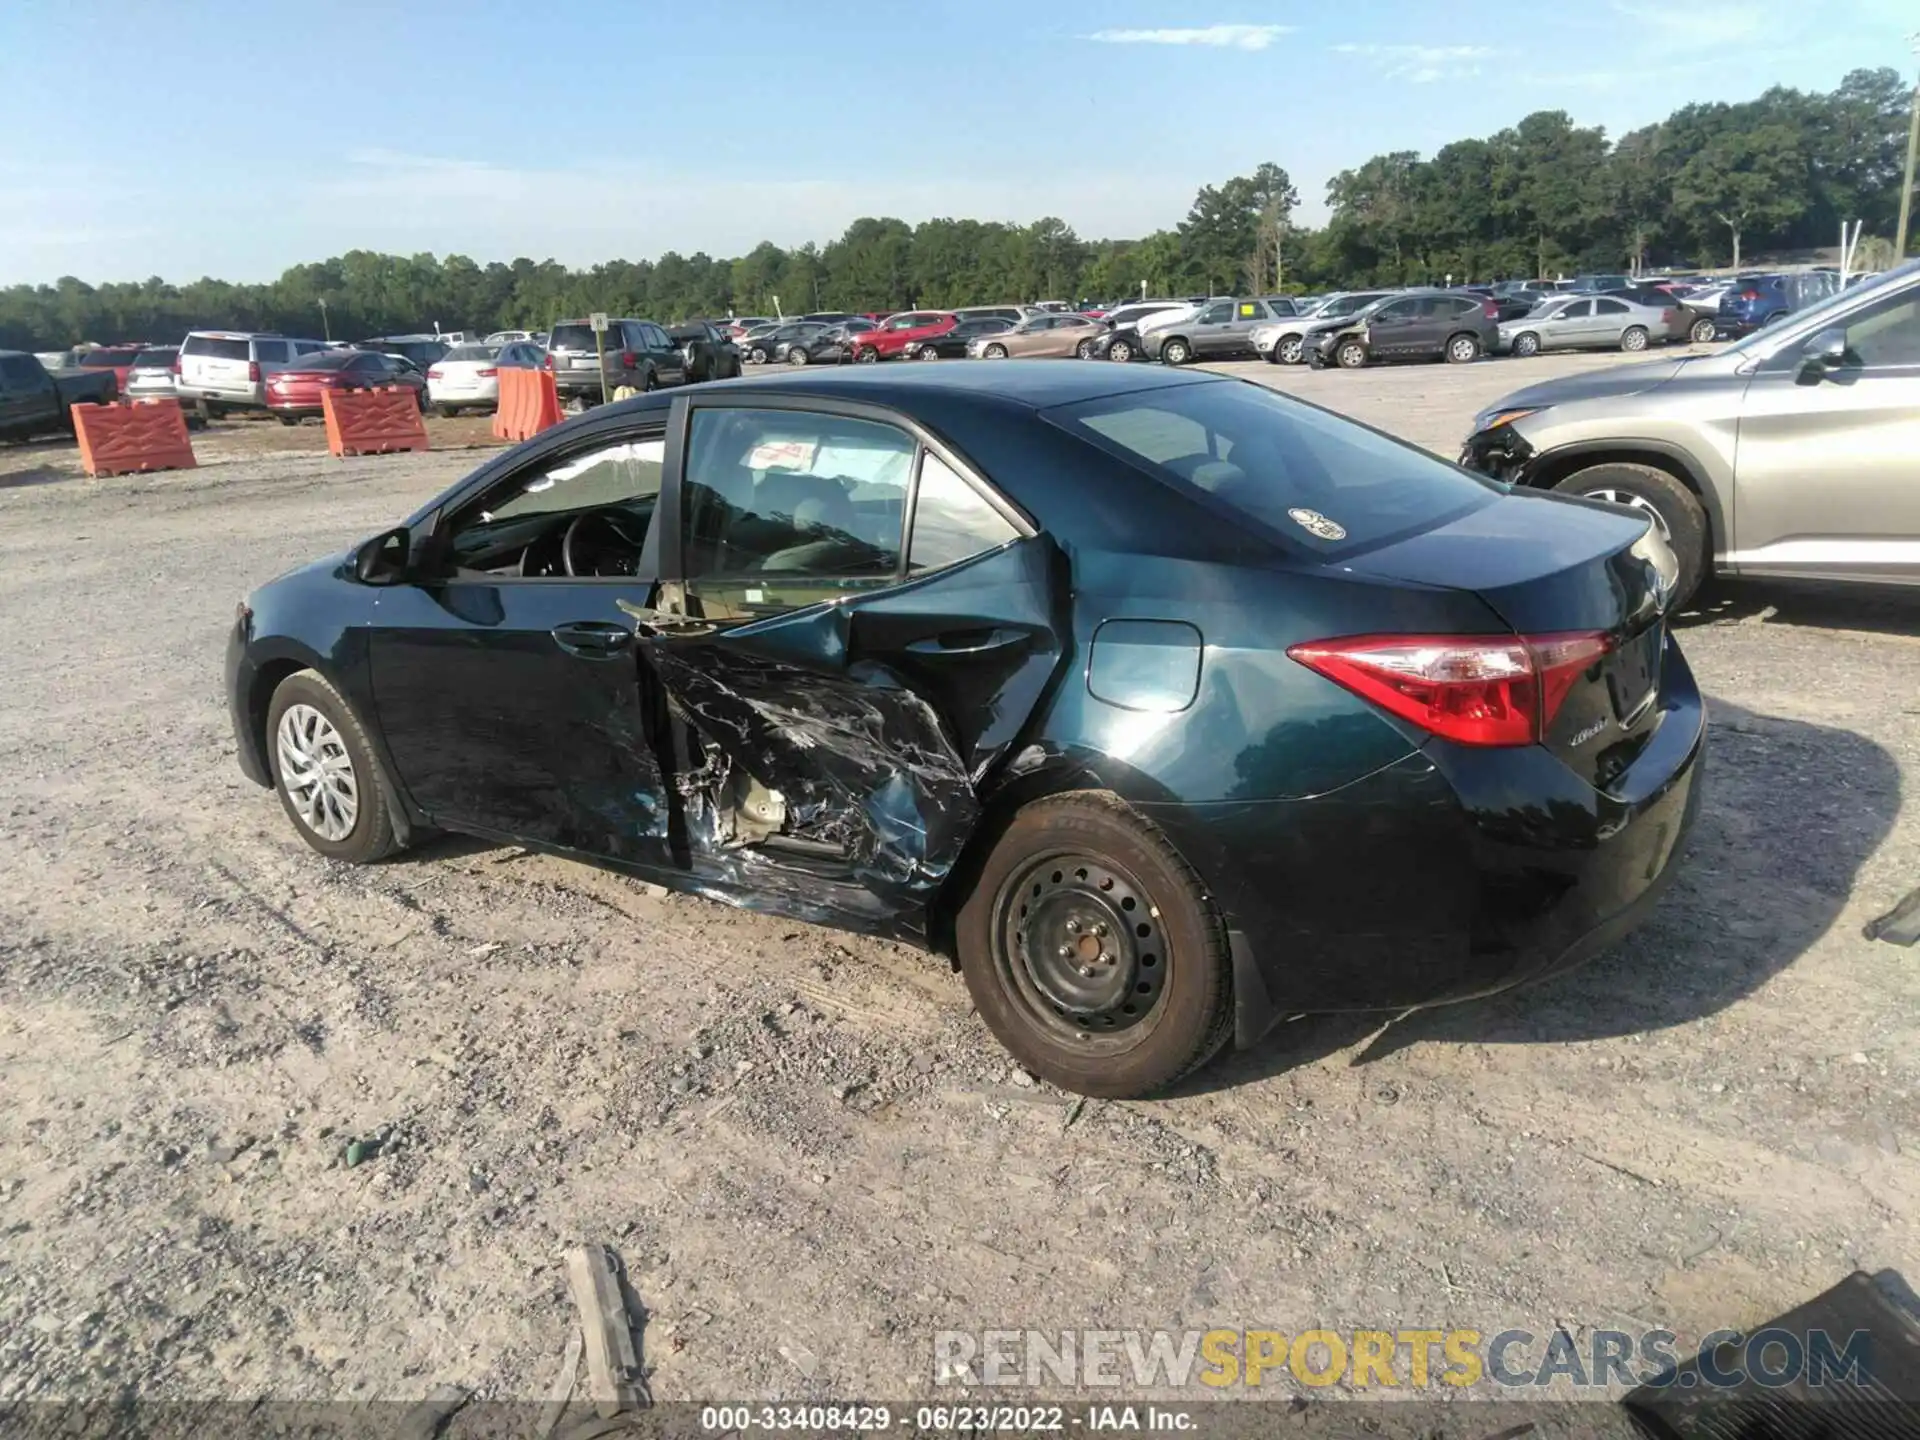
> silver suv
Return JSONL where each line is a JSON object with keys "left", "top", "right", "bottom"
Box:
{"left": 1460, "top": 260, "right": 1920, "bottom": 606}
{"left": 178, "top": 331, "right": 330, "bottom": 411}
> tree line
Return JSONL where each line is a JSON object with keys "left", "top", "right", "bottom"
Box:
{"left": 1, "top": 68, "right": 1909, "bottom": 351}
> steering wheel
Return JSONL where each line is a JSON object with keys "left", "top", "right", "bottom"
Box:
{"left": 561, "top": 509, "right": 647, "bottom": 577}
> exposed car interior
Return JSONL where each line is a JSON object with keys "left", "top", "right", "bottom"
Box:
{"left": 447, "top": 437, "right": 667, "bottom": 578}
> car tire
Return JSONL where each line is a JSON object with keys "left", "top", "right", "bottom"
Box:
{"left": 1335, "top": 339, "right": 1368, "bottom": 369}
{"left": 956, "top": 791, "right": 1233, "bottom": 1099}
{"left": 1554, "top": 462, "right": 1708, "bottom": 609}
{"left": 854, "top": 347, "right": 878, "bottom": 364}
{"left": 916, "top": 344, "right": 939, "bottom": 360}
{"left": 1278, "top": 335, "right": 1305, "bottom": 365}
{"left": 276, "top": 415, "right": 301, "bottom": 427}
{"left": 1445, "top": 332, "right": 1481, "bottom": 363}
{"left": 749, "top": 347, "right": 768, "bottom": 365}
{"left": 1075, "top": 338, "right": 1099, "bottom": 359}
{"left": 983, "top": 343, "right": 1009, "bottom": 359}
{"left": 1512, "top": 332, "right": 1541, "bottom": 358}
{"left": 1620, "top": 325, "right": 1650, "bottom": 353}
{"left": 435, "top": 403, "right": 459, "bottom": 418}
{"left": 1161, "top": 337, "right": 1192, "bottom": 366}
{"left": 1107, "top": 339, "right": 1133, "bottom": 363}
{"left": 266, "top": 670, "right": 401, "bottom": 865}
{"left": 788, "top": 348, "right": 810, "bottom": 365}
{"left": 1689, "top": 316, "right": 1717, "bottom": 345}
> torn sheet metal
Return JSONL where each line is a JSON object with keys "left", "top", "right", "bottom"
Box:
{"left": 624, "top": 538, "right": 1064, "bottom": 932}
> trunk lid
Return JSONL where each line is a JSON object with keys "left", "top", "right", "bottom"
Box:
{"left": 1341, "top": 490, "right": 1671, "bottom": 790}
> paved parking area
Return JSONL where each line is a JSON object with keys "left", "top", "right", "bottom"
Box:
{"left": 0, "top": 351, "right": 1915, "bottom": 1409}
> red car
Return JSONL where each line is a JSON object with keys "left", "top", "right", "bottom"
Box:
{"left": 75, "top": 345, "right": 146, "bottom": 390}
{"left": 264, "top": 349, "right": 427, "bottom": 422}
{"left": 851, "top": 310, "right": 958, "bottom": 361}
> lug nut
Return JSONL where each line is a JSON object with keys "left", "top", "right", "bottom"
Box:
{"left": 1093, "top": 923, "right": 1108, "bottom": 938}
{"left": 1065, "top": 919, "right": 1080, "bottom": 934}
{"left": 1057, "top": 944, "right": 1073, "bottom": 959}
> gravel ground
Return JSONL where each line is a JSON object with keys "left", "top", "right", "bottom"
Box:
{"left": 1, "top": 351, "right": 1916, "bottom": 1424}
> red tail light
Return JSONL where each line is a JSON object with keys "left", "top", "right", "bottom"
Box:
{"left": 1740, "top": 289, "right": 1759, "bottom": 301}
{"left": 542, "top": 353, "right": 553, "bottom": 370}
{"left": 478, "top": 367, "right": 498, "bottom": 377}
{"left": 620, "top": 350, "right": 637, "bottom": 367}
{"left": 248, "top": 361, "right": 262, "bottom": 382}
{"left": 426, "top": 367, "right": 444, "bottom": 379}
{"left": 1481, "top": 299, "right": 1499, "bottom": 318}
{"left": 170, "top": 357, "right": 181, "bottom": 376}
{"left": 1287, "top": 632, "right": 1613, "bottom": 747}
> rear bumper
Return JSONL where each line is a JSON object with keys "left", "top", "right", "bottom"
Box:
{"left": 1145, "top": 638, "right": 1705, "bottom": 1037}
{"left": 179, "top": 383, "right": 266, "bottom": 408}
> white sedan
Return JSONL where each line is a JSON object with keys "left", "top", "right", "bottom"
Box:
{"left": 425, "top": 343, "right": 527, "bottom": 415}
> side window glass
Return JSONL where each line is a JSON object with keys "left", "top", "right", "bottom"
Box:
{"left": 1842, "top": 292, "right": 1920, "bottom": 368}
{"left": 1596, "top": 298, "right": 1629, "bottom": 315}
{"left": 1198, "top": 302, "right": 1234, "bottom": 324}
{"left": 1563, "top": 301, "right": 1594, "bottom": 318}
{"left": 681, "top": 408, "right": 916, "bottom": 618}
{"left": 909, "top": 453, "right": 1019, "bottom": 573}
{"left": 449, "top": 436, "right": 665, "bottom": 576}
{"left": 255, "top": 341, "right": 289, "bottom": 363}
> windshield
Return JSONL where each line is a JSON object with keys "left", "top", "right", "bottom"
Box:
{"left": 1044, "top": 378, "right": 1497, "bottom": 557}
{"left": 132, "top": 348, "right": 177, "bottom": 367}
{"left": 1725, "top": 259, "right": 1920, "bottom": 358}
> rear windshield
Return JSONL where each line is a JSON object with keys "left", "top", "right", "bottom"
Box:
{"left": 183, "top": 336, "right": 252, "bottom": 361}
{"left": 80, "top": 348, "right": 140, "bottom": 364}
{"left": 549, "top": 324, "right": 606, "bottom": 351}
{"left": 290, "top": 351, "right": 362, "bottom": 371}
{"left": 132, "top": 348, "right": 177, "bottom": 366}
{"left": 1044, "top": 379, "right": 1496, "bottom": 554}
{"left": 444, "top": 345, "right": 498, "bottom": 362}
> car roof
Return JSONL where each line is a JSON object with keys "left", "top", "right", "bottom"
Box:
{"left": 645, "top": 358, "right": 1217, "bottom": 410}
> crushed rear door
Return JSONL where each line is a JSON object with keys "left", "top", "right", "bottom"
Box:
{"left": 622, "top": 537, "right": 1063, "bottom": 932}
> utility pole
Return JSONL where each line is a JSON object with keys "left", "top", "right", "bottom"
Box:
{"left": 1899, "top": 32, "right": 1920, "bottom": 259}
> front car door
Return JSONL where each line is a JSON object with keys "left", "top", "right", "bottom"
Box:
{"left": 1363, "top": 298, "right": 1421, "bottom": 356}
{"left": 1188, "top": 300, "right": 1237, "bottom": 355}
{"left": 627, "top": 395, "right": 1064, "bottom": 933}
{"left": 1543, "top": 299, "right": 1594, "bottom": 350}
{"left": 366, "top": 422, "right": 675, "bottom": 861}
{"left": 1728, "top": 281, "right": 1920, "bottom": 584}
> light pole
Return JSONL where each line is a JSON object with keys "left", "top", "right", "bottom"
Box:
{"left": 317, "top": 297, "right": 331, "bottom": 342}
{"left": 1898, "top": 31, "right": 1920, "bottom": 259}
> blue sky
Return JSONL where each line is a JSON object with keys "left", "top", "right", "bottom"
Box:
{"left": 1, "top": 0, "right": 1912, "bottom": 284}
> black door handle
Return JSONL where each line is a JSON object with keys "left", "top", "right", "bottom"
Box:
{"left": 551, "top": 621, "right": 632, "bottom": 659}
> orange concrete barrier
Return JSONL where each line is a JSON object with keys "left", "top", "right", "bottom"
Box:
{"left": 321, "top": 386, "right": 429, "bottom": 458}
{"left": 71, "top": 399, "right": 197, "bottom": 477}
{"left": 492, "top": 366, "right": 564, "bottom": 443}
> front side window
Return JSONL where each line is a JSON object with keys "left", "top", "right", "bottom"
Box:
{"left": 1372, "top": 300, "right": 1417, "bottom": 322}
{"left": 446, "top": 435, "right": 666, "bottom": 577}
{"left": 1198, "top": 302, "right": 1235, "bottom": 324}
{"left": 680, "top": 408, "right": 916, "bottom": 618}
{"left": 1841, "top": 289, "right": 1920, "bottom": 369}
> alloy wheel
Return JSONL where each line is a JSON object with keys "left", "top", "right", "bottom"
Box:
{"left": 276, "top": 704, "right": 358, "bottom": 842}
{"left": 984, "top": 344, "right": 1008, "bottom": 359}
{"left": 997, "top": 853, "right": 1168, "bottom": 1038}
{"left": 918, "top": 344, "right": 939, "bottom": 360}
{"left": 1163, "top": 340, "right": 1190, "bottom": 365}
{"left": 1621, "top": 326, "right": 1648, "bottom": 352}
{"left": 1514, "top": 333, "right": 1539, "bottom": 357}
{"left": 1279, "top": 337, "right": 1303, "bottom": 364}
{"left": 1448, "top": 335, "right": 1478, "bottom": 362}
{"left": 1076, "top": 340, "right": 1097, "bottom": 359}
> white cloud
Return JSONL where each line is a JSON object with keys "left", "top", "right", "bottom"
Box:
{"left": 1609, "top": 0, "right": 1783, "bottom": 44}
{"left": 1332, "top": 42, "right": 1496, "bottom": 83}
{"left": 1086, "top": 24, "right": 1293, "bottom": 51}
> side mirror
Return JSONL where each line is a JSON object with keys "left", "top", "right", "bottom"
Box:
{"left": 1798, "top": 328, "right": 1848, "bottom": 376}
{"left": 354, "top": 525, "right": 412, "bottom": 586}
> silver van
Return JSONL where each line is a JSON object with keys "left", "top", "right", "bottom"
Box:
{"left": 178, "top": 332, "right": 330, "bottom": 411}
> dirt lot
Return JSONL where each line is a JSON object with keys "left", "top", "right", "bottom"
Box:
{"left": 1, "top": 353, "right": 1916, "bottom": 1418}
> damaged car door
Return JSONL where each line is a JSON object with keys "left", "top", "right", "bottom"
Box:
{"left": 627, "top": 399, "right": 1063, "bottom": 932}
{"left": 367, "top": 429, "right": 675, "bottom": 860}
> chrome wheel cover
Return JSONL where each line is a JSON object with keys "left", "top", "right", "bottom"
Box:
{"left": 276, "top": 704, "right": 358, "bottom": 841}
{"left": 1585, "top": 487, "right": 1672, "bottom": 541}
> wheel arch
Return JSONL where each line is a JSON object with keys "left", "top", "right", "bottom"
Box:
{"left": 1523, "top": 439, "right": 1723, "bottom": 560}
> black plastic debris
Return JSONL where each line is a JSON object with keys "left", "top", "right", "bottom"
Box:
{"left": 1865, "top": 887, "right": 1920, "bottom": 947}
{"left": 1624, "top": 1270, "right": 1920, "bottom": 1438}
